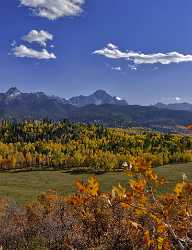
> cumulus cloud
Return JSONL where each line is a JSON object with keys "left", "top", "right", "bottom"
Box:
{"left": 107, "top": 43, "right": 118, "bottom": 50}
{"left": 93, "top": 44, "right": 192, "bottom": 65}
{"left": 111, "top": 66, "right": 122, "bottom": 71}
{"left": 13, "top": 45, "right": 56, "bottom": 60}
{"left": 22, "top": 30, "right": 53, "bottom": 47}
{"left": 20, "top": 0, "right": 85, "bottom": 20}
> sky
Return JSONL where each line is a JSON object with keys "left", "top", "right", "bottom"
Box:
{"left": 1, "top": 0, "right": 192, "bottom": 105}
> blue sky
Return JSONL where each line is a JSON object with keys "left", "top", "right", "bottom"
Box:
{"left": 1, "top": 0, "right": 192, "bottom": 105}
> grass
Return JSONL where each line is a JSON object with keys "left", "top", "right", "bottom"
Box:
{"left": 155, "top": 162, "right": 192, "bottom": 193}
{"left": 0, "top": 163, "right": 191, "bottom": 205}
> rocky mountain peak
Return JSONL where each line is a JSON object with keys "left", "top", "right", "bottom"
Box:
{"left": 6, "top": 87, "right": 22, "bottom": 97}
{"left": 93, "top": 90, "right": 110, "bottom": 98}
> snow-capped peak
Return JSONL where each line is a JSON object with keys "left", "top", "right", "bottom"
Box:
{"left": 115, "top": 96, "right": 122, "bottom": 101}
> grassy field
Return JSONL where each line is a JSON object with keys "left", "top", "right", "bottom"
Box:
{"left": 0, "top": 163, "right": 191, "bottom": 204}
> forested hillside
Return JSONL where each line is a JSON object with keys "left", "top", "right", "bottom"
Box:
{"left": 0, "top": 120, "right": 192, "bottom": 170}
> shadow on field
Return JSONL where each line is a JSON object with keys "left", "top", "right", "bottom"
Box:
{"left": 0, "top": 167, "right": 107, "bottom": 176}
{"left": 64, "top": 169, "right": 106, "bottom": 175}
{"left": 0, "top": 168, "right": 63, "bottom": 174}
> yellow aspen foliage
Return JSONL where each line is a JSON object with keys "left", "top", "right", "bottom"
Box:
{"left": 157, "top": 223, "right": 167, "bottom": 234}
{"left": 144, "top": 230, "right": 153, "bottom": 248}
{"left": 87, "top": 177, "right": 100, "bottom": 196}
{"left": 112, "top": 184, "right": 126, "bottom": 199}
{"left": 76, "top": 177, "right": 100, "bottom": 196}
{"left": 174, "top": 182, "right": 186, "bottom": 197}
{"left": 26, "top": 152, "right": 32, "bottom": 166}
{"left": 157, "top": 237, "right": 164, "bottom": 250}
{"left": 129, "top": 178, "right": 147, "bottom": 193}
{"left": 75, "top": 179, "right": 87, "bottom": 193}
{"left": 10, "top": 155, "right": 17, "bottom": 168}
{"left": 0, "top": 155, "right": 3, "bottom": 168}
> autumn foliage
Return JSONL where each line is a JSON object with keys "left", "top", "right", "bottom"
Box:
{"left": 0, "top": 157, "right": 191, "bottom": 249}
{"left": 0, "top": 120, "right": 192, "bottom": 171}
{"left": 0, "top": 120, "right": 191, "bottom": 249}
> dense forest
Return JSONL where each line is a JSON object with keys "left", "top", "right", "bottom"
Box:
{"left": 0, "top": 120, "right": 192, "bottom": 170}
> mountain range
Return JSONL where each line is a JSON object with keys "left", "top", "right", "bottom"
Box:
{"left": 1, "top": 87, "right": 192, "bottom": 127}
{"left": 155, "top": 102, "right": 192, "bottom": 112}
{"left": 0, "top": 88, "right": 127, "bottom": 107}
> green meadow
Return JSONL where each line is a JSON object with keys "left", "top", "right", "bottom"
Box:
{"left": 0, "top": 162, "right": 191, "bottom": 204}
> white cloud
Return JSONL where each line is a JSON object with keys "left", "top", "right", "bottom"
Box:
{"left": 20, "top": 0, "right": 85, "bottom": 20}
{"left": 111, "top": 66, "right": 122, "bottom": 71}
{"left": 115, "top": 96, "right": 122, "bottom": 101}
{"left": 93, "top": 44, "right": 192, "bottom": 65}
{"left": 22, "top": 30, "right": 53, "bottom": 47}
{"left": 175, "top": 97, "right": 181, "bottom": 102}
{"left": 161, "top": 96, "right": 182, "bottom": 103}
{"left": 13, "top": 45, "right": 56, "bottom": 60}
{"left": 128, "top": 64, "right": 137, "bottom": 71}
{"left": 107, "top": 43, "right": 118, "bottom": 49}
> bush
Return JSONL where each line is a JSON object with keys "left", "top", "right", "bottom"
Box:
{"left": 0, "top": 157, "right": 191, "bottom": 249}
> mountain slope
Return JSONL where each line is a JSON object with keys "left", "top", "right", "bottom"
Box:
{"left": 71, "top": 104, "right": 192, "bottom": 126}
{"left": 0, "top": 88, "right": 74, "bottom": 120}
{"left": 1, "top": 88, "right": 192, "bottom": 127}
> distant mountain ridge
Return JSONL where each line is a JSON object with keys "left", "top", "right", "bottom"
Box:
{"left": 1, "top": 87, "right": 192, "bottom": 127}
{"left": 0, "top": 88, "right": 127, "bottom": 107}
{"left": 155, "top": 102, "right": 192, "bottom": 112}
